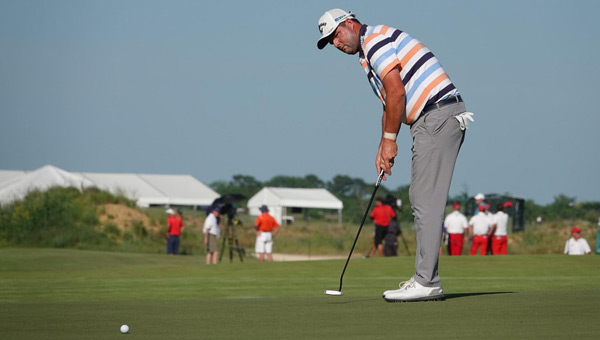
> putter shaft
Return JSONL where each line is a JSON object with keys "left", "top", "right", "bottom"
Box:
{"left": 337, "top": 170, "right": 384, "bottom": 292}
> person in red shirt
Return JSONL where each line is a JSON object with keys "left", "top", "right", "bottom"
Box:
{"left": 255, "top": 205, "right": 279, "bottom": 262}
{"left": 166, "top": 208, "right": 184, "bottom": 255}
{"left": 366, "top": 198, "right": 396, "bottom": 258}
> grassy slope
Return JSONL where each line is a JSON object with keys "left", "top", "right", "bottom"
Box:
{"left": 1, "top": 248, "right": 599, "bottom": 339}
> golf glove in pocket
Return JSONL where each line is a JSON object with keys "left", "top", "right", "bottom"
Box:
{"left": 455, "top": 111, "right": 474, "bottom": 130}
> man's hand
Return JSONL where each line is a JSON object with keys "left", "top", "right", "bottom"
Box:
{"left": 376, "top": 138, "right": 397, "bottom": 180}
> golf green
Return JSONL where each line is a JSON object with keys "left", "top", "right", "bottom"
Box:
{"left": 1, "top": 248, "right": 598, "bottom": 339}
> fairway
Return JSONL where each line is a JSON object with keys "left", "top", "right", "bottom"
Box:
{"left": 1, "top": 249, "right": 599, "bottom": 339}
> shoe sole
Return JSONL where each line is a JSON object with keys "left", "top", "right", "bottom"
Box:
{"left": 383, "top": 295, "right": 445, "bottom": 303}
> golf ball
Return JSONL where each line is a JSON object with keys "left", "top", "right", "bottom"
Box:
{"left": 120, "top": 325, "right": 129, "bottom": 334}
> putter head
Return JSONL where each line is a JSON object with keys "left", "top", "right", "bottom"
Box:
{"left": 325, "top": 290, "right": 343, "bottom": 296}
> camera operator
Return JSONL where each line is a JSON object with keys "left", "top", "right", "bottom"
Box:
{"left": 204, "top": 205, "right": 222, "bottom": 265}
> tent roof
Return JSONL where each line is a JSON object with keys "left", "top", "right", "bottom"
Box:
{"left": 0, "top": 165, "right": 219, "bottom": 207}
{"left": 81, "top": 172, "right": 219, "bottom": 207}
{"left": 0, "top": 165, "right": 94, "bottom": 204}
{"left": 0, "top": 170, "right": 26, "bottom": 185}
{"left": 247, "top": 187, "right": 343, "bottom": 210}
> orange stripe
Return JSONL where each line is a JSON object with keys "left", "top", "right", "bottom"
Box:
{"left": 406, "top": 73, "right": 449, "bottom": 124}
{"left": 363, "top": 32, "right": 381, "bottom": 47}
{"left": 380, "top": 59, "right": 401, "bottom": 81}
{"left": 364, "top": 26, "right": 391, "bottom": 49}
{"left": 399, "top": 42, "right": 424, "bottom": 68}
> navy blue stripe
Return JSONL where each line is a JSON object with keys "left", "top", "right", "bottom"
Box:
{"left": 359, "top": 25, "right": 368, "bottom": 59}
{"left": 402, "top": 52, "right": 434, "bottom": 86}
{"left": 365, "top": 28, "right": 401, "bottom": 60}
{"left": 424, "top": 84, "right": 456, "bottom": 107}
{"left": 362, "top": 27, "right": 402, "bottom": 63}
{"left": 367, "top": 37, "right": 394, "bottom": 61}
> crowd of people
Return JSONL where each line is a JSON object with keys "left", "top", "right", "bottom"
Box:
{"left": 361, "top": 192, "right": 598, "bottom": 258}
{"left": 164, "top": 204, "right": 281, "bottom": 264}
{"left": 442, "top": 193, "right": 511, "bottom": 256}
{"left": 164, "top": 191, "right": 597, "bottom": 262}
{"left": 442, "top": 193, "right": 596, "bottom": 256}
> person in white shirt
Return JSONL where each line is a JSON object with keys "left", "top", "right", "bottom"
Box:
{"left": 444, "top": 202, "right": 469, "bottom": 255}
{"left": 203, "top": 206, "right": 222, "bottom": 264}
{"left": 492, "top": 203, "right": 509, "bottom": 255}
{"left": 474, "top": 193, "right": 485, "bottom": 214}
{"left": 468, "top": 205, "right": 493, "bottom": 255}
{"left": 564, "top": 226, "right": 591, "bottom": 255}
{"left": 483, "top": 204, "right": 496, "bottom": 255}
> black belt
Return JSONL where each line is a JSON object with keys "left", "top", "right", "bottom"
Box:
{"left": 422, "top": 95, "right": 462, "bottom": 114}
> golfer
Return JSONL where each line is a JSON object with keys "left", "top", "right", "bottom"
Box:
{"left": 317, "top": 9, "right": 473, "bottom": 302}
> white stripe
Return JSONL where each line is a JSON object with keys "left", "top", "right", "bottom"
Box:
{"left": 395, "top": 37, "right": 419, "bottom": 59}
{"left": 405, "top": 68, "right": 448, "bottom": 109}
{"left": 375, "top": 54, "right": 398, "bottom": 75}
{"left": 401, "top": 47, "right": 432, "bottom": 73}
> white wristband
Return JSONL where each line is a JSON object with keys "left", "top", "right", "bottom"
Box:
{"left": 383, "top": 132, "right": 397, "bottom": 141}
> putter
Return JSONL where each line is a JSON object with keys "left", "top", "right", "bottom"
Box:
{"left": 325, "top": 170, "right": 385, "bottom": 296}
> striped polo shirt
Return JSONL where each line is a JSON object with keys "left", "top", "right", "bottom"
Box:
{"left": 359, "top": 24, "right": 458, "bottom": 124}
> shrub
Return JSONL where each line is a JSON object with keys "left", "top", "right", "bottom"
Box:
{"left": 0, "top": 186, "right": 135, "bottom": 249}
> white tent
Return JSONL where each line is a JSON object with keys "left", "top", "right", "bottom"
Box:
{"left": 247, "top": 187, "right": 343, "bottom": 225}
{"left": 0, "top": 165, "right": 95, "bottom": 205}
{"left": 0, "top": 165, "right": 219, "bottom": 208}
{"left": 80, "top": 172, "right": 219, "bottom": 208}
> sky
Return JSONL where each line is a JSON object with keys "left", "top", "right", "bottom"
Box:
{"left": 1, "top": 0, "right": 599, "bottom": 205}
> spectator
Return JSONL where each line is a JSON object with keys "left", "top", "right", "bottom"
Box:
{"left": 203, "top": 206, "right": 222, "bottom": 264}
{"left": 444, "top": 202, "right": 469, "bottom": 255}
{"left": 254, "top": 205, "right": 279, "bottom": 262}
{"left": 468, "top": 205, "right": 493, "bottom": 255}
{"left": 564, "top": 226, "right": 591, "bottom": 255}
{"left": 166, "top": 208, "right": 184, "bottom": 255}
{"left": 484, "top": 203, "right": 496, "bottom": 255}
{"left": 492, "top": 203, "right": 509, "bottom": 255}
{"left": 474, "top": 193, "right": 485, "bottom": 213}
{"left": 366, "top": 198, "right": 396, "bottom": 258}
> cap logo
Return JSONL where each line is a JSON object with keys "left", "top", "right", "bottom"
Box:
{"left": 334, "top": 14, "right": 346, "bottom": 22}
{"left": 318, "top": 22, "right": 327, "bottom": 33}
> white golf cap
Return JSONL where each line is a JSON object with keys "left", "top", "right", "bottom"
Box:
{"left": 317, "top": 8, "right": 355, "bottom": 50}
{"left": 474, "top": 193, "right": 485, "bottom": 200}
{"left": 166, "top": 208, "right": 175, "bottom": 215}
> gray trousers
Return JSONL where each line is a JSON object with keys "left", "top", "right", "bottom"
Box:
{"left": 409, "top": 102, "right": 466, "bottom": 287}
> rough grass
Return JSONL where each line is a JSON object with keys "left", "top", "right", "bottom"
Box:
{"left": 1, "top": 248, "right": 599, "bottom": 339}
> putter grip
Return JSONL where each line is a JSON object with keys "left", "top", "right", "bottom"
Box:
{"left": 376, "top": 170, "right": 384, "bottom": 187}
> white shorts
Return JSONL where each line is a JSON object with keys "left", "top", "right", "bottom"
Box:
{"left": 255, "top": 231, "right": 273, "bottom": 254}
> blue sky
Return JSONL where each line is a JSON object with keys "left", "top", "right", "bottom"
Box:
{"left": 1, "top": 0, "right": 598, "bottom": 205}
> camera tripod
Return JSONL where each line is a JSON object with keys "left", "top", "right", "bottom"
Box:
{"left": 219, "top": 215, "right": 244, "bottom": 263}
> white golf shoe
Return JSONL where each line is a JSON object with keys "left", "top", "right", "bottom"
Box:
{"left": 383, "top": 277, "right": 445, "bottom": 302}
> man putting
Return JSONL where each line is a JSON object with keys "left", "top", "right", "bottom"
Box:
{"left": 317, "top": 9, "right": 473, "bottom": 302}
